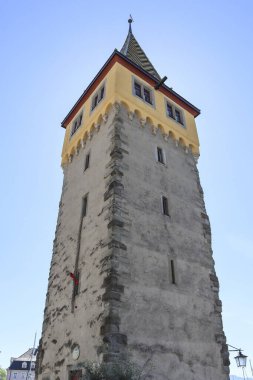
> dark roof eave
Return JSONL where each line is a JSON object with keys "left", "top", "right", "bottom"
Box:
{"left": 61, "top": 50, "right": 200, "bottom": 128}
{"left": 61, "top": 50, "right": 118, "bottom": 128}
{"left": 162, "top": 82, "right": 201, "bottom": 117}
{"left": 115, "top": 50, "right": 201, "bottom": 117}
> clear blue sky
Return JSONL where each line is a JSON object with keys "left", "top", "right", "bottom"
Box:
{"left": 0, "top": 0, "right": 252, "bottom": 377}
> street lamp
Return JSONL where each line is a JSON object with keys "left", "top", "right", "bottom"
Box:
{"left": 228, "top": 343, "right": 248, "bottom": 380}
{"left": 228, "top": 344, "right": 248, "bottom": 368}
{"left": 234, "top": 351, "right": 248, "bottom": 368}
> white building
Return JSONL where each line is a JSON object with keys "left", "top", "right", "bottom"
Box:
{"left": 7, "top": 348, "right": 37, "bottom": 380}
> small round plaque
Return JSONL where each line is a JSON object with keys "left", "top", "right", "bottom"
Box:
{"left": 72, "top": 345, "right": 80, "bottom": 360}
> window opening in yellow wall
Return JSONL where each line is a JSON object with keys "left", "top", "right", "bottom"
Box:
{"left": 133, "top": 79, "right": 153, "bottom": 105}
{"left": 91, "top": 85, "right": 105, "bottom": 111}
{"left": 70, "top": 112, "right": 83, "bottom": 137}
{"left": 166, "top": 101, "right": 184, "bottom": 127}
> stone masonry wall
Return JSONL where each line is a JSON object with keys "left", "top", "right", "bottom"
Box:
{"left": 37, "top": 103, "right": 229, "bottom": 380}
{"left": 37, "top": 104, "right": 128, "bottom": 380}
{"left": 110, "top": 104, "right": 230, "bottom": 380}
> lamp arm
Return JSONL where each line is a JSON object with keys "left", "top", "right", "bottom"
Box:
{"left": 228, "top": 344, "right": 242, "bottom": 351}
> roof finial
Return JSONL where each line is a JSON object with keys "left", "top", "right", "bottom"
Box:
{"left": 128, "top": 14, "right": 133, "bottom": 33}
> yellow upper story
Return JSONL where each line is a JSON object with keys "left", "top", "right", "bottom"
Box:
{"left": 61, "top": 62, "right": 200, "bottom": 164}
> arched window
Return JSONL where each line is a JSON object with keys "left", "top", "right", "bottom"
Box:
{"left": 31, "top": 362, "right": 35, "bottom": 369}
{"left": 22, "top": 362, "right": 27, "bottom": 369}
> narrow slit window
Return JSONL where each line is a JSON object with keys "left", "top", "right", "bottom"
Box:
{"left": 82, "top": 195, "right": 88, "bottom": 217}
{"left": 157, "top": 147, "right": 164, "bottom": 164}
{"left": 84, "top": 153, "right": 90, "bottom": 171}
{"left": 170, "top": 260, "right": 176, "bottom": 284}
{"left": 73, "top": 271, "right": 79, "bottom": 297}
{"left": 162, "top": 196, "right": 169, "bottom": 216}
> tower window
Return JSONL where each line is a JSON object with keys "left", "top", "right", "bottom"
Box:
{"left": 134, "top": 82, "right": 142, "bottom": 98}
{"left": 166, "top": 101, "right": 185, "bottom": 127}
{"left": 166, "top": 103, "right": 174, "bottom": 118}
{"left": 157, "top": 147, "right": 165, "bottom": 164}
{"left": 100, "top": 86, "right": 105, "bottom": 100}
{"left": 93, "top": 94, "right": 98, "bottom": 109}
{"left": 133, "top": 79, "right": 154, "bottom": 106}
{"left": 162, "top": 196, "right": 169, "bottom": 216}
{"left": 73, "top": 271, "right": 79, "bottom": 297}
{"left": 70, "top": 112, "right": 83, "bottom": 137}
{"left": 143, "top": 88, "right": 152, "bottom": 104}
{"left": 170, "top": 259, "right": 176, "bottom": 284}
{"left": 82, "top": 195, "right": 88, "bottom": 217}
{"left": 84, "top": 152, "right": 90, "bottom": 171}
{"left": 91, "top": 84, "right": 105, "bottom": 111}
{"left": 175, "top": 109, "right": 182, "bottom": 124}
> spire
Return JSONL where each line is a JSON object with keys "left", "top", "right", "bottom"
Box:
{"left": 120, "top": 18, "right": 161, "bottom": 80}
{"left": 128, "top": 15, "right": 133, "bottom": 33}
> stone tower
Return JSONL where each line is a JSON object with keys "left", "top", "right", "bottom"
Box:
{"left": 37, "top": 21, "right": 230, "bottom": 380}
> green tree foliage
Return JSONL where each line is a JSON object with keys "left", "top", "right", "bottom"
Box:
{"left": 82, "top": 360, "right": 143, "bottom": 380}
{"left": 0, "top": 368, "right": 7, "bottom": 380}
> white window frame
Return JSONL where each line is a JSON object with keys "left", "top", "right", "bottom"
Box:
{"left": 132, "top": 77, "right": 155, "bottom": 108}
{"left": 165, "top": 99, "right": 185, "bottom": 128}
{"left": 90, "top": 82, "right": 106, "bottom": 112}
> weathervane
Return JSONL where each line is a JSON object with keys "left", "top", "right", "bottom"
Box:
{"left": 128, "top": 14, "right": 133, "bottom": 32}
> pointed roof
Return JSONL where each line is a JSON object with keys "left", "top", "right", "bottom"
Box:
{"left": 120, "top": 19, "right": 161, "bottom": 80}
{"left": 8, "top": 348, "right": 37, "bottom": 371}
{"left": 61, "top": 22, "right": 200, "bottom": 129}
{"left": 15, "top": 348, "right": 37, "bottom": 361}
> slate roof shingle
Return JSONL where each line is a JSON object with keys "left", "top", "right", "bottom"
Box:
{"left": 8, "top": 348, "right": 37, "bottom": 371}
{"left": 120, "top": 24, "right": 161, "bottom": 81}
{"left": 9, "top": 361, "right": 35, "bottom": 371}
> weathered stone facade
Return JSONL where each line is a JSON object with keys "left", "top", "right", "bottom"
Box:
{"left": 37, "top": 103, "right": 229, "bottom": 380}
